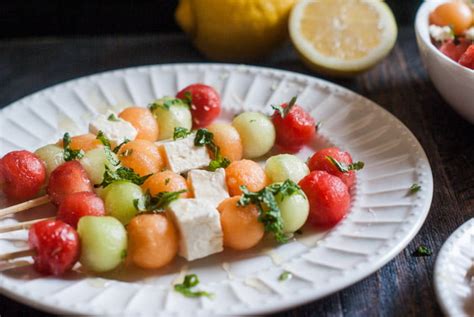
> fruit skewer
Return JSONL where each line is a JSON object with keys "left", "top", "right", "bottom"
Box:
{"left": 0, "top": 217, "right": 54, "bottom": 234}
{"left": 0, "top": 219, "right": 80, "bottom": 275}
{"left": 0, "top": 156, "right": 94, "bottom": 218}
{"left": 0, "top": 195, "right": 50, "bottom": 219}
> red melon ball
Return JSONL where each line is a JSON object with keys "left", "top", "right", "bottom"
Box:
{"left": 298, "top": 170, "right": 351, "bottom": 228}
{"left": 28, "top": 219, "right": 80, "bottom": 276}
{"left": 307, "top": 147, "right": 356, "bottom": 188}
{"left": 57, "top": 192, "right": 105, "bottom": 228}
{"left": 0, "top": 150, "right": 46, "bottom": 201}
{"left": 47, "top": 161, "right": 93, "bottom": 206}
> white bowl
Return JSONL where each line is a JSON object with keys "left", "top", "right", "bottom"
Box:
{"left": 415, "top": 0, "right": 474, "bottom": 123}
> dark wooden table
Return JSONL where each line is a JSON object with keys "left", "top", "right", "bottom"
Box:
{"left": 0, "top": 26, "right": 473, "bottom": 316}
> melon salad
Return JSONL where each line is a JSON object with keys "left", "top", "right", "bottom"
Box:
{"left": 428, "top": 0, "right": 474, "bottom": 69}
{"left": 0, "top": 83, "right": 364, "bottom": 292}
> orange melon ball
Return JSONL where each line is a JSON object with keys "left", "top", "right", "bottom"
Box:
{"left": 119, "top": 107, "right": 159, "bottom": 142}
{"left": 127, "top": 214, "right": 179, "bottom": 269}
{"left": 58, "top": 133, "right": 102, "bottom": 152}
{"left": 142, "top": 171, "right": 189, "bottom": 198}
{"left": 118, "top": 139, "right": 164, "bottom": 176}
{"left": 429, "top": 1, "right": 472, "bottom": 35}
{"left": 225, "top": 159, "right": 268, "bottom": 196}
{"left": 207, "top": 123, "right": 243, "bottom": 162}
{"left": 218, "top": 196, "right": 264, "bottom": 250}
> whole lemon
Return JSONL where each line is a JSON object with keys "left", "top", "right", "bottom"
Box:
{"left": 175, "top": 0, "right": 297, "bottom": 61}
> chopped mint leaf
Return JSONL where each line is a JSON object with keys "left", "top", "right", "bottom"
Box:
{"left": 173, "top": 127, "right": 192, "bottom": 140}
{"left": 412, "top": 245, "right": 432, "bottom": 257}
{"left": 174, "top": 274, "right": 214, "bottom": 299}
{"left": 134, "top": 189, "right": 185, "bottom": 213}
{"left": 194, "top": 128, "right": 231, "bottom": 171}
{"left": 95, "top": 166, "right": 151, "bottom": 188}
{"left": 95, "top": 131, "right": 120, "bottom": 166}
{"left": 326, "top": 156, "right": 364, "bottom": 173}
{"left": 149, "top": 97, "right": 186, "bottom": 112}
{"left": 107, "top": 113, "right": 120, "bottom": 122}
{"left": 408, "top": 183, "right": 421, "bottom": 195}
{"left": 238, "top": 179, "right": 303, "bottom": 243}
{"left": 271, "top": 96, "right": 297, "bottom": 119}
{"left": 62, "top": 132, "right": 85, "bottom": 161}
{"left": 180, "top": 91, "right": 193, "bottom": 108}
{"left": 278, "top": 271, "right": 292, "bottom": 282}
{"left": 96, "top": 130, "right": 111, "bottom": 148}
{"left": 113, "top": 139, "right": 130, "bottom": 153}
{"left": 209, "top": 157, "right": 230, "bottom": 171}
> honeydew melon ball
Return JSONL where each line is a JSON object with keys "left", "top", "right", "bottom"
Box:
{"left": 265, "top": 154, "right": 309, "bottom": 184}
{"left": 275, "top": 186, "right": 309, "bottom": 233}
{"left": 77, "top": 216, "right": 127, "bottom": 273}
{"left": 150, "top": 97, "right": 192, "bottom": 140}
{"left": 34, "top": 144, "right": 65, "bottom": 177}
{"left": 232, "top": 112, "right": 275, "bottom": 159}
{"left": 80, "top": 147, "right": 119, "bottom": 186}
{"left": 103, "top": 181, "right": 143, "bottom": 225}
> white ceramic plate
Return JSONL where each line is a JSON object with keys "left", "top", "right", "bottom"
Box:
{"left": 0, "top": 64, "right": 433, "bottom": 315}
{"left": 434, "top": 219, "right": 474, "bottom": 317}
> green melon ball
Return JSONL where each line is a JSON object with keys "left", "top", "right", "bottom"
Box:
{"left": 34, "top": 144, "right": 65, "bottom": 177}
{"left": 232, "top": 112, "right": 275, "bottom": 159}
{"left": 104, "top": 181, "right": 143, "bottom": 225}
{"left": 150, "top": 97, "right": 192, "bottom": 140}
{"left": 275, "top": 189, "right": 309, "bottom": 233}
{"left": 265, "top": 154, "right": 309, "bottom": 184}
{"left": 77, "top": 216, "right": 127, "bottom": 273}
{"left": 81, "top": 147, "right": 120, "bottom": 186}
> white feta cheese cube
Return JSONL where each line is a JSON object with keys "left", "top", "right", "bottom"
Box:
{"left": 89, "top": 111, "right": 137, "bottom": 146}
{"left": 465, "top": 27, "right": 474, "bottom": 41}
{"left": 168, "top": 199, "right": 223, "bottom": 261}
{"left": 161, "top": 135, "right": 211, "bottom": 174}
{"left": 188, "top": 168, "right": 229, "bottom": 207}
{"left": 429, "top": 25, "right": 454, "bottom": 42}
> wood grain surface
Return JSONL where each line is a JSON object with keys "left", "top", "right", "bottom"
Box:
{"left": 0, "top": 26, "right": 473, "bottom": 316}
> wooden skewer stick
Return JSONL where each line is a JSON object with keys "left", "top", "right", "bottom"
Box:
{"left": 0, "top": 249, "right": 36, "bottom": 261}
{"left": 0, "top": 195, "right": 50, "bottom": 218}
{"left": 0, "top": 260, "right": 32, "bottom": 272}
{"left": 0, "top": 217, "right": 55, "bottom": 234}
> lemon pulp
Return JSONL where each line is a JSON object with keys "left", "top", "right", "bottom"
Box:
{"left": 290, "top": 0, "right": 397, "bottom": 76}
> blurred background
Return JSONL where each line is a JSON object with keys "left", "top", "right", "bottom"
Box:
{"left": 1, "top": 0, "right": 420, "bottom": 38}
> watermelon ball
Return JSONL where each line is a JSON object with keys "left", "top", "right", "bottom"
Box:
{"left": 307, "top": 147, "right": 356, "bottom": 188}
{"left": 176, "top": 83, "right": 221, "bottom": 128}
{"left": 271, "top": 98, "right": 316, "bottom": 153}
{"left": 298, "top": 170, "right": 351, "bottom": 228}
{"left": 28, "top": 219, "right": 80, "bottom": 276}
{"left": 47, "top": 161, "right": 93, "bottom": 206}
{"left": 459, "top": 45, "right": 474, "bottom": 70}
{"left": 57, "top": 192, "right": 105, "bottom": 228}
{"left": 439, "top": 38, "right": 471, "bottom": 62}
{"left": 0, "top": 150, "right": 46, "bottom": 201}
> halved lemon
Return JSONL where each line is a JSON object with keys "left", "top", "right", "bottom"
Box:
{"left": 289, "top": 0, "right": 398, "bottom": 76}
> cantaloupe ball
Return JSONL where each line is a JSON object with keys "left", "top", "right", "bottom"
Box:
{"left": 206, "top": 123, "right": 243, "bottom": 162}
{"left": 218, "top": 196, "right": 264, "bottom": 250}
{"left": 118, "top": 139, "right": 164, "bottom": 176}
{"left": 58, "top": 133, "right": 102, "bottom": 152}
{"left": 142, "top": 171, "right": 189, "bottom": 198}
{"left": 127, "top": 214, "right": 179, "bottom": 269}
{"left": 119, "top": 107, "right": 159, "bottom": 142}
{"left": 225, "top": 159, "right": 268, "bottom": 196}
